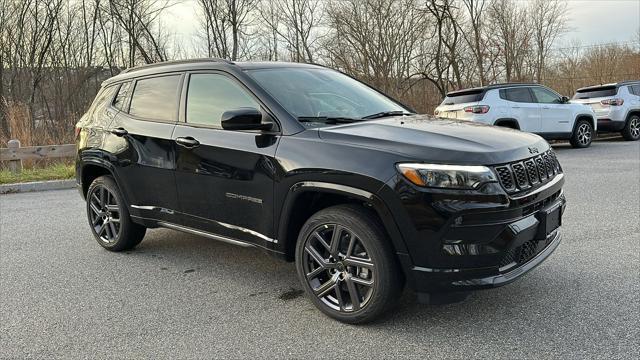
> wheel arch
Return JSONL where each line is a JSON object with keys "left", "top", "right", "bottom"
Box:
{"left": 277, "top": 182, "right": 408, "bottom": 264}
{"left": 78, "top": 157, "right": 125, "bottom": 202}
{"left": 626, "top": 109, "right": 640, "bottom": 122}
{"left": 572, "top": 114, "right": 595, "bottom": 134}
{"left": 493, "top": 118, "right": 520, "bottom": 130}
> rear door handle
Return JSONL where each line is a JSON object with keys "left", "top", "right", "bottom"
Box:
{"left": 111, "top": 127, "right": 128, "bottom": 137}
{"left": 175, "top": 136, "right": 200, "bottom": 148}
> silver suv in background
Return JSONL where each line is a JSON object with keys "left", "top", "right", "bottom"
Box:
{"left": 571, "top": 81, "right": 640, "bottom": 141}
{"left": 434, "top": 83, "right": 597, "bottom": 148}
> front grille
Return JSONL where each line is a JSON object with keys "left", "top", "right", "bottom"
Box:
{"left": 493, "top": 149, "right": 562, "bottom": 194}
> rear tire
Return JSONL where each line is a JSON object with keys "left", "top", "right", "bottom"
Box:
{"left": 295, "top": 204, "right": 404, "bottom": 324}
{"left": 621, "top": 114, "right": 640, "bottom": 141}
{"left": 86, "top": 175, "right": 146, "bottom": 251}
{"left": 570, "top": 120, "right": 593, "bottom": 148}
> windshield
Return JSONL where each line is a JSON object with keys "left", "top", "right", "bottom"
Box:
{"left": 247, "top": 67, "right": 410, "bottom": 125}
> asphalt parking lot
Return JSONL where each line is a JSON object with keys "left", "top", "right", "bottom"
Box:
{"left": 1, "top": 137, "right": 638, "bottom": 359}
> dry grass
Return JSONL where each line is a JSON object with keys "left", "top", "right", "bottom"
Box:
{"left": 0, "top": 161, "right": 75, "bottom": 184}
{"left": 0, "top": 101, "right": 76, "bottom": 147}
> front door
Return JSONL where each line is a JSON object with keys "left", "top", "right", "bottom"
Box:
{"left": 501, "top": 87, "right": 541, "bottom": 132}
{"left": 173, "top": 72, "right": 280, "bottom": 247}
{"left": 531, "top": 87, "right": 573, "bottom": 134}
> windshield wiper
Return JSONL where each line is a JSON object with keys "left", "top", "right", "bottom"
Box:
{"left": 298, "top": 116, "right": 360, "bottom": 124}
{"left": 361, "top": 110, "right": 413, "bottom": 120}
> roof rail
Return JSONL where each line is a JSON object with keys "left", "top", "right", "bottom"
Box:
{"left": 121, "top": 58, "right": 235, "bottom": 74}
{"left": 616, "top": 79, "right": 640, "bottom": 85}
{"left": 446, "top": 82, "right": 540, "bottom": 95}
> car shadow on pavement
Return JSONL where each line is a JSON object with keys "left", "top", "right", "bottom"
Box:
{"left": 129, "top": 228, "right": 567, "bottom": 330}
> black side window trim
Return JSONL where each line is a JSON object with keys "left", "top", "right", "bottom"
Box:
{"left": 111, "top": 81, "right": 133, "bottom": 112}
{"left": 123, "top": 72, "right": 185, "bottom": 124}
{"left": 179, "top": 70, "right": 281, "bottom": 132}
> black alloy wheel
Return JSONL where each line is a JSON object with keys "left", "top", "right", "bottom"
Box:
{"left": 86, "top": 176, "right": 146, "bottom": 251}
{"left": 295, "top": 205, "right": 404, "bottom": 324}
{"left": 88, "top": 183, "right": 122, "bottom": 244}
{"left": 302, "top": 223, "right": 375, "bottom": 312}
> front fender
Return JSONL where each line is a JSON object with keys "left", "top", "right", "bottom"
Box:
{"left": 276, "top": 180, "right": 410, "bottom": 260}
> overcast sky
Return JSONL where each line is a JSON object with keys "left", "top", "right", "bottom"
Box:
{"left": 164, "top": 0, "right": 640, "bottom": 53}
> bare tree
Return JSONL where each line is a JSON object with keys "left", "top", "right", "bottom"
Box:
{"left": 460, "top": 0, "right": 490, "bottom": 85}
{"left": 325, "top": 0, "right": 424, "bottom": 94}
{"left": 487, "top": 0, "right": 531, "bottom": 82}
{"left": 197, "top": 0, "right": 258, "bottom": 60}
{"left": 106, "top": 0, "right": 174, "bottom": 65}
{"left": 529, "top": 0, "right": 567, "bottom": 82}
{"left": 262, "top": 0, "right": 323, "bottom": 63}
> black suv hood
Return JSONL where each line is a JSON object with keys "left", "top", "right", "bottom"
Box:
{"left": 317, "top": 115, "right": 549, "bottom": 165}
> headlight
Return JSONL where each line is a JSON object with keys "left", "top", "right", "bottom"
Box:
{"left": 397, "top": 163, "right": 497, "bottom": 189}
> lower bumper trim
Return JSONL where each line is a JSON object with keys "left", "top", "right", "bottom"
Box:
{"left": 408, "top": 230, "right": 561, "bottom": 292}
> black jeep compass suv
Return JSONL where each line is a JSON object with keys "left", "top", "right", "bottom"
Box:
{"left": 76, "top": 59, "right": 566, "bottom": 323}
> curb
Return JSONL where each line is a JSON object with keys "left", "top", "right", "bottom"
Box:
{"left": 0, "top": 179, "right": 76, "bottom": 194}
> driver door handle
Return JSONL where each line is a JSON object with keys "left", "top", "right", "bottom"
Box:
{"left": 175, "top": 136, "right": 200, "bottom": 148}
{"left": 110, "top": 127, "right": 128, "bottom": 136}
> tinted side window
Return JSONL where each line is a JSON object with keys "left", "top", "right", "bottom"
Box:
{"left": 500, "top": 88, "right": 534, "bottom": 103}
{"left": 113, "top": 82, "right": 132, "bottom": 111}
{"left": 629, "top": 85, "right": 640, "bottom": 96}
{"left": 186, "top": 73, "right": 260, "bottom": 127}
{"left": 531, "top": 87, "right": 561, "bottom": 104}
{"left": 129, "top": 75, "right": 181, "bottom": 121}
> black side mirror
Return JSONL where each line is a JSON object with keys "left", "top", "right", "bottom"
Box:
{"left": 561, "top": 96, "right": 569, "bottom": 103}
{"left": 221, "top": 107, "right": 273, "bottom": 131}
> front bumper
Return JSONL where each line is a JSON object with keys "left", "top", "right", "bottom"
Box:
{"left": 384, "top": 170, "right": 566, "bottom": 293}
{"left": 408, "top": 229, "right": 561, "bottom": 292}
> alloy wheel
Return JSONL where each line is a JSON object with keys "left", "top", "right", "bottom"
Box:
{"left": 88, "top": 185, "right": 121, "bottom": 244}
{"left": 630, "top": 117, "right": 640, "bottom": 139}
{"left": 302, "top": 224, "right": 375, "bottom": 312}
{"left": 577, "top": 123, "right": 592, "bottom": 146}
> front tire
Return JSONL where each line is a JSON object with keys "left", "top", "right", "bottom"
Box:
{"left": 570, "top": 120, "right": 593, "bottom": 148}
{"left": 621, "top": 114, "right": 640, "bottom": 141}
{"left": 295, "top": 204, "right": 404, "bottom": 324}
{"left": 86, "top": 175, "right": 146, "bottom": 251}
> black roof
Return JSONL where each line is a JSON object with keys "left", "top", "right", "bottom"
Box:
{"left": 446, "top": 83, "right": 541, "bottom": 96}
{"left": 576, "top": 80, "right": 640, "bottom": 92}
{"left": 103, "top": 58, "right": 322, "bottom": 86}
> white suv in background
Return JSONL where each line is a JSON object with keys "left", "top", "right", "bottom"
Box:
{"left": 434, "top": 83, "right": 597, "bottom": 148}
{"left": 571, "top": 81, "right": 640, "bottom": 141}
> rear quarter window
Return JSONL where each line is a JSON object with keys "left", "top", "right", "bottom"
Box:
{"left": 442, "top": 90, "right": 484, "bottom": 105}
{"left": 573, "top": 86, "right": 618, "bottom": 99}
{"left": 129, "top": 75, "right": 182, "bottom": 121}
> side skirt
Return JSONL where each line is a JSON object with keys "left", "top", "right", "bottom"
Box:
{"left": 157, "top": 221, "right": 255, "bottom": 248}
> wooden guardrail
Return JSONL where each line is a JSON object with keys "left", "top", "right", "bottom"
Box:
{"left": 0, "top": 140, "right": 75, "bottom": 173}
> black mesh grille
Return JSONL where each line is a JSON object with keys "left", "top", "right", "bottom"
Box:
{"left": 524, "top": 160, "right": 539, "bottom": 184}
{"left": 500, "top": 238, "right": 551, "bottom": 269}
{"left": 511, "top": 163, "right": 529, "bottom": 189}
{"left": 496, "top": 166, "right": 514, "bottom": 190}
{"left": 493, "top": 150, "right": 562, "bottom": 194}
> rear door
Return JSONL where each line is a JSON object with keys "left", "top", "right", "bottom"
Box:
{"left": 172, "top": 71, "right": 280, "bottom": 246}
{"left": 531, "top": 87, "right": 572, "bottom": 134}
{"left": 106, "top": 73, "right": 183, "bottom": 222}
{"left": 499, "top": 87, "right": 540, "bottom": 132}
